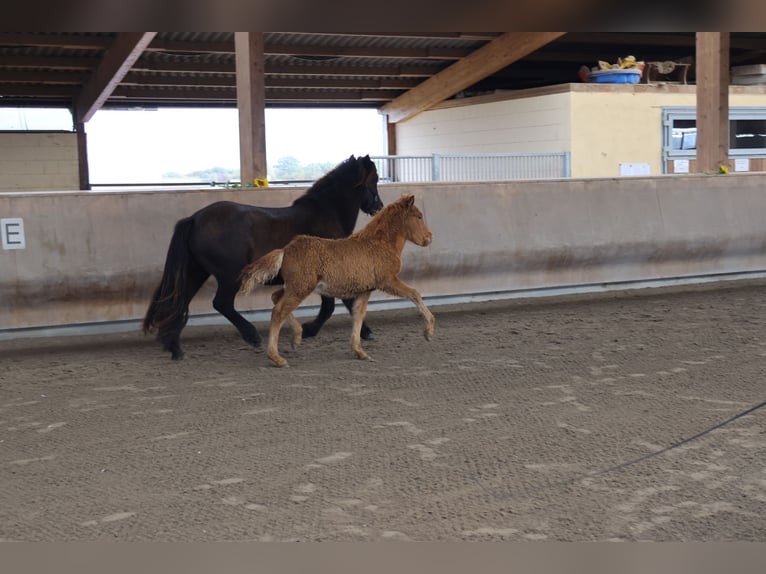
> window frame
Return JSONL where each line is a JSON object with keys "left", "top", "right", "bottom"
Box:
{"left": 662, "top": 106, "right": 766, "bottom": 172}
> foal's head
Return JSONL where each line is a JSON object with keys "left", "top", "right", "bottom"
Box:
{"left": 399, "top": 194, "right": 432, "bottom": 247}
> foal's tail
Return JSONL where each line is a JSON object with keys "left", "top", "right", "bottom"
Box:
{"left": 142, "top": 216, "right": 196, "bottom": 335}
{"left": 240, "top": 249, "right": 284, "bottom": 294}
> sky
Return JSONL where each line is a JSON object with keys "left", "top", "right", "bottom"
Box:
{"left": 83, "top": 107, "right": 387, "bottom": 183}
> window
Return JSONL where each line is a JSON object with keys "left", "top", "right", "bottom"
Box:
{"left": 670, "top": 119, "right": 697, "bottom": 150}
{"left": 730, "top": 118, "right": 766, "bottom": 150}
{"left": 0, "top": 107, "right": 74, "bottom": 131}
{"left": 663, "top": 107, "right": 766, "bottom": 172}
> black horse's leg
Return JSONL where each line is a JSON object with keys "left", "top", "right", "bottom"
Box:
{"left": 158, "top": 265, "right": 209, "bottom": 360}
{"left": 212, "top": 279, "right": 261, "bottom": 347}
{"left": 342, "top": 298, "right": 373, "bottom": 340}
{"left": 301, "top": 296, "right": 335, "bottom": 338}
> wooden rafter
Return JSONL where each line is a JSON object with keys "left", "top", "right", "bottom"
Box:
{"left": 292, "top": 32, "right": 502, "bottom": 41}
{"left": 112, "top": 86, "right": 403, "bottom": 101}
{"left": 116, "top": 73, "right": 421, "bottom": 90}
{"left": 0, "top": 33, "right": 112, "bottom": 49}
{"left": 0, "top": 70, "right": 89, "bottom": 83}
{"left": 134, "top": 59, "right": 439, "bottom": 77}
{"left": 145, "top": 39, "right": 471, "bottom": 60}
{"left": 381, "top": 32, "right": 566, "bottom": 123}
{"left": 74, "top": 32, "right": 157, "bottom": 123}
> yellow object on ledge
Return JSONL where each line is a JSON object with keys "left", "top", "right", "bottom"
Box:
{"left": 254, "top": 178, "right": 269, "bottom": 187}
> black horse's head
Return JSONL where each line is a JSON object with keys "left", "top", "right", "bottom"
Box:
{"left": 355, "top": 154, "right": 383, "bottom": 215}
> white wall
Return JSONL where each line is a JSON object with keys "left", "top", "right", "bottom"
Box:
{"left": 0, "top": 132, "right": 79, "bottom": 191}
{"left": 396, "top": 90, "right": 571, "bottom": 156}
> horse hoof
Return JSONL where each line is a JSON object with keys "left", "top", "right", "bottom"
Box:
{"left": 361, "top": 330, "right": 374, "bottom": 341}
{"left": 171, "top": 350, "right": 185, "bottom": 360}
{"left": 301, "top": 324, "right": 319, "bottom": 339}
{"left": 270, "top": 356, "right": 289, "bottom": 367}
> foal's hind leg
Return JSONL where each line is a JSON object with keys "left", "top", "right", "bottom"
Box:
{"left": 350, "top": 292, "right": 373, "bottom": 360}
{"left": 379, "top": 277, "right": 435, "bottom": 341}
{"left": 267, "top": 289, "right": 307, "bottom": 367}
{"left": 213, "top": 278, "right": 261, "bottom": 347}
{"left": 272, "top": 288, "right": 301, "bottom": 349}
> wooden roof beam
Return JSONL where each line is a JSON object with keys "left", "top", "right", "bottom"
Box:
{"left": 134, "top": 58, "right": 438, "bottom": 77}
{"left": 381, "top": 32, "right": 565, "bottom": 124}
{"left": 111, "top": 86, "right": 403, "bottom": 101}
{"left": 75, "top": 32, "right": 156, "bottom": 123}
{"left": 293, "top": 32, "right": 502, "bottom": 41}
{"left": 147, "top": 39, "right": 470, "bottom": 60}
{"left": 0, "top": 70, "right": 89, "bottom": 83}
{"left": 0, "top": 33, "right": 112, "bottom": 49}
{"left": 120, "top": 73, "right": 421, "bottom": 90}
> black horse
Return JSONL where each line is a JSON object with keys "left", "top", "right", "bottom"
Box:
{"left": 143, "top": 154, "right": 383, "bottom": 360}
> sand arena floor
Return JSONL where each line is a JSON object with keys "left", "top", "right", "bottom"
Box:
{"left": 1, "top": 281, "right": 765, "bottom": 541}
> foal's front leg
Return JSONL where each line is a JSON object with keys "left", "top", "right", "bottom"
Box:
{"left": 350, "top": 292, "right": 372, "bottom": 360}
{"left": 380, "top": 277, "right": 435, "bottom": 340}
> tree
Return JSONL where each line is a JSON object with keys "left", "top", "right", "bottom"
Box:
{"left": 303, "top": 162, "right": 336, "bottom": 179}
{"left": 271, "top": 156, "right": 303, "bottom": 180}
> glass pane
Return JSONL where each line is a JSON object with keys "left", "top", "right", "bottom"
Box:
{"left": 671, "top": 119, "right": 696, "bottom": 150}
{"left": 0, "top": 107, "right": 73, "bottom": 131}
{"left": 730, "top": 118, "right": 766, "bottom": 150}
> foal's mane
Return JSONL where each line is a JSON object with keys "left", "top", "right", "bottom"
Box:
{"left": 292, "top": 155, "right": 362, "bottom": 207}
{"left": 357, "top": 195, "right": 412, "bottom": 239}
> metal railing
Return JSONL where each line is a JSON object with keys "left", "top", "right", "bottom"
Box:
{"left": 371, "top": 152, "right": 570, "bottom": 183}
{"left": 88, "top": 153, "right": 571, "bottom": 190}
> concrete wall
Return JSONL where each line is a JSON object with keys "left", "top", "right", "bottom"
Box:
{"left": 3, "top": 174, "right": 766, "bottom": 333}
{"left": 0, "top": 132, "right": 79, "bottom": 191}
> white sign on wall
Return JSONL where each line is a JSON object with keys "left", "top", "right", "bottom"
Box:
{"left": 734, "top": 158, "right": 750, "bottom": 172}
{"left": 619, "top": 162, "right": 651, "bottom": 176}
{"left": 2, "top": 218, "right": 25, "bottom": 250}
{"left": 674, "top": 159, "right": 690, "bottom": 174}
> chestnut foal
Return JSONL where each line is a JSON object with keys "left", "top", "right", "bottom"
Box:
{"left": 240, "top": 194, "right": 434, "bottom": 367}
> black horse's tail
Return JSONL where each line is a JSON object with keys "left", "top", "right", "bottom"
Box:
{"left": 142, "top": 216, "right": 196, "bottom": 335}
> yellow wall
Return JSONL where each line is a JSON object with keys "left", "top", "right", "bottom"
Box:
{"left": 0, "top": 132, "right": 79, "bottom": 191}
{"left": 569, "top": 86, "right": 692, "bottom": 177}
{"left": 568, "top": 85, "right": 766, "bottom": 177}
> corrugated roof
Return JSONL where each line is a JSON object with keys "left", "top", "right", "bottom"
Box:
{"left": 2, "top": 32, "right": 766, "bottom": 113}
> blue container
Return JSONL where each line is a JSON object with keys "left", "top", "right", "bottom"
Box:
{"left": 589, "top": 69, "right": 642, "bottom": 84}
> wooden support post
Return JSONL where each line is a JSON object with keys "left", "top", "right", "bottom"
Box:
{"left": 696, "top": 32, "right": 730, "bottom": 173}
{"left": 76, "top": 122, "right": 90, "bottom": 190}
{"left": 386, "top": 116, "right": 397, "bottom": 182}
{"left": 386, "top": 116, "right": 397, "bottom": 156}
{"left": 235, "top": 32, "right": 267, "bottom": 186}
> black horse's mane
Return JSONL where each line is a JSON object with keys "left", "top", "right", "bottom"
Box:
{"left": 292, "top": 155, "right": 363, "bottom": 207}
